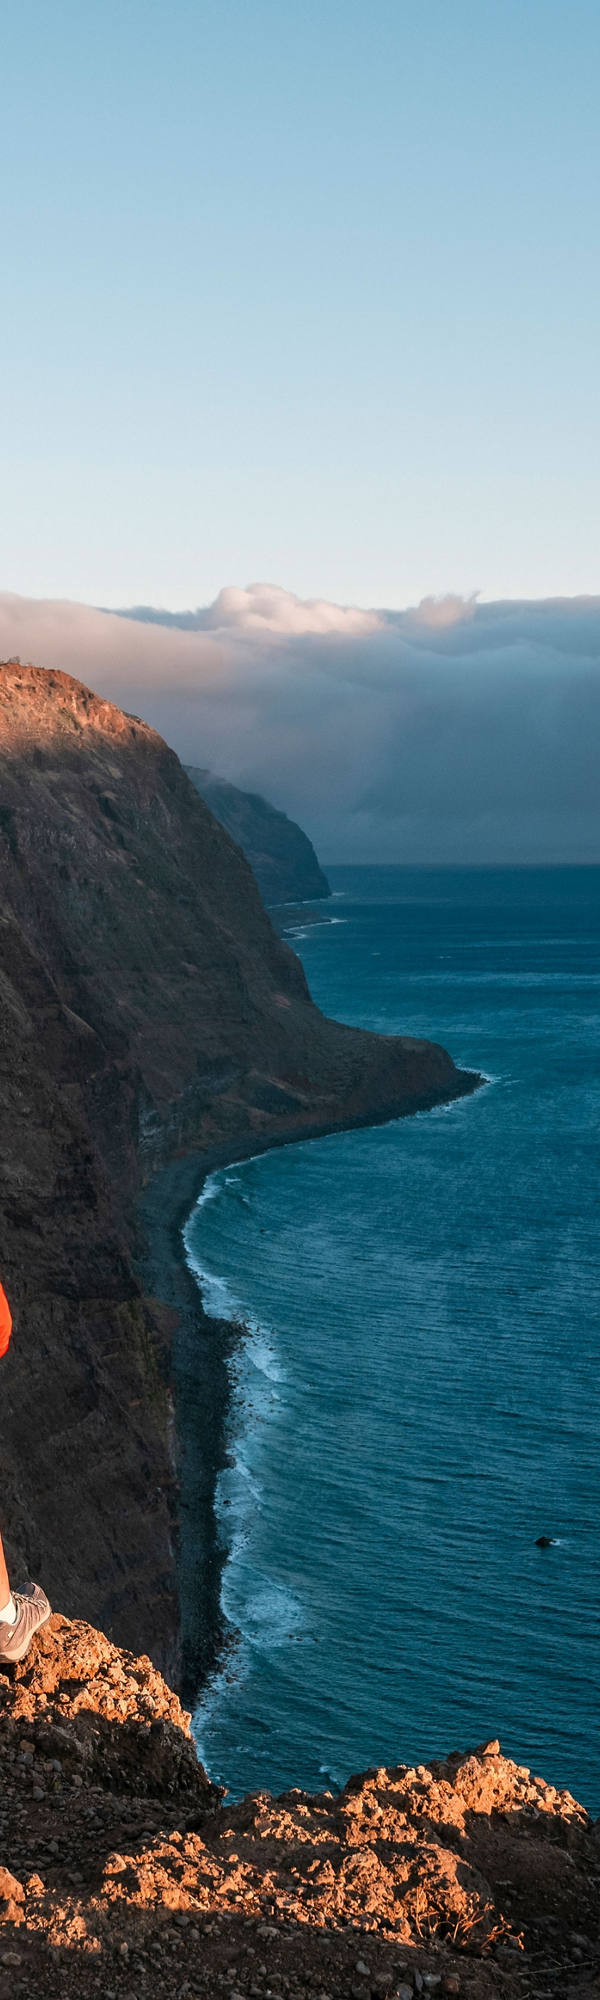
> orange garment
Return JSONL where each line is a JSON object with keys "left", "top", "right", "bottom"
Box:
{"left": 0, "top": 1284, "right": 12, "bottom": 1359}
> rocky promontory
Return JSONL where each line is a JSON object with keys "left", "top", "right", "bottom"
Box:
{"left": 0, "top": 1617, "right": 597, "bottom": 2000}
{"left": 0, "top": 658, "right": 478, "bottom": 1674}
{"left": 185, "top": 767, "right": 331, "bottom": 904}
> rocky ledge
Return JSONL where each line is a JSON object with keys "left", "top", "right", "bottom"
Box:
{"left": 0, "top": 1619, "right": 597, "bottom": 2000}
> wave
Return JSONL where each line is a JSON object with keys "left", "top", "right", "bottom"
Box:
{"left": 319, "top": 1760, "right": 346, "bottom": 1789}
{"left": 409, "top": 970, "right": 600, "bottom": 988}
{"left": 185, "top": 1172, "right": 302, "bottom": 1773}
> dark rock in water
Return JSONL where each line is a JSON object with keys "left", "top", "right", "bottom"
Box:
{"left": 535, "top": 1535, "right": 556, "bottom": 1547}
{"left": 185, "top": 765, "right": 331, "bottom": 904}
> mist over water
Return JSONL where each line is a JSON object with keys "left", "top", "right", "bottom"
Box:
{"left": 186, "top": 867, "right": 600, "bottom": 1811}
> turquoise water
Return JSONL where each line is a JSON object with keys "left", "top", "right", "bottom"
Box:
{"left": 186, "top": 867, "right": 600, "bottom": 1812}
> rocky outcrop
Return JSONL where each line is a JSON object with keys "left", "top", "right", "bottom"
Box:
{"left": 185, "top": 767, "right": 331, "bottom": 904}
{"left": 0, "top": 659, "right": 478, "bottom": 1670}
{"left": 0, "top": 1617, "right": 597, "bottom": 2000}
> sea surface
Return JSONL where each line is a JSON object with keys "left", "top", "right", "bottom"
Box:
{"left": 185, "top": 866, "right": 600, "bottom": 1812}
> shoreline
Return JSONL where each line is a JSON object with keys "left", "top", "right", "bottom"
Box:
{"left": 137, "top": 1066, "right": 483, "bottom": 1703}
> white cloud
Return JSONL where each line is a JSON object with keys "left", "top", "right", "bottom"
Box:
{"left": 203, "top": 582, "right": 381, "bottom": 637}
{"left": 1, "top": 584, "right": 599, "bottom": 862}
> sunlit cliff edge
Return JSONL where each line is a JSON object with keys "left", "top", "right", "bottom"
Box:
{"left": 0, "top": 1615, "right": 597, "bottom": 2000}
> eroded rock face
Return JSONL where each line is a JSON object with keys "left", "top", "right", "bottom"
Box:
{"left": 0, "top": 659, "right": 477, "bottom": 1664}
{"left": 0, "top": 1618, "right": 597, "bottom": 2000}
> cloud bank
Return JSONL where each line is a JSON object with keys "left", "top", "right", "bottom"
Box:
{"left": 1, "top": 583, "right": 599, "bottom": 862}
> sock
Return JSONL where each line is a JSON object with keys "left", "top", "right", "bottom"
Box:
{"left": 0, "top": 1593, "right": 17, "bottom": 1626}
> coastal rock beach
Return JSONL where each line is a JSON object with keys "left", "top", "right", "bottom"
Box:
{"left": 0, "top": 1616, "right": 598, "bottom": 2000}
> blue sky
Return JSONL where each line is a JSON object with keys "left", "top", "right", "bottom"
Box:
{"left": 2, "top": 0, "right": 599, "bottom": 608}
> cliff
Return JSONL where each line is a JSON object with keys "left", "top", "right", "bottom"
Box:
{"left": 185, "top": 766, "right": 331, "bottom": 904}
{"left": 0, "top": 658, "right": 477, "bottom": 1673}
{"left": 0, "top": 1616, "right": 597, "bottom": 2000}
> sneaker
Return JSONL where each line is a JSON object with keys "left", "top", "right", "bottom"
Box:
{"left": 0, "top": 1583, "right": 52, "bottom": 1664}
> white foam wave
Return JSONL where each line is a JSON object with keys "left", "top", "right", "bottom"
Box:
{"left": 186, "top": 1164, "right": 304, "bottom": 1768}
{"left": 416, "top": 970, "right": 600, "bottom": 988}
{"left": 319, "top": 1760, "right": 345, "bottom": 1789}
{"left": 244, "top": 1328, "right": 285, "bottom": 1385}
{"left": 403, "top": 1075, "right": 496, "bottom": 1121}
{"left": 194, "top": 1170, "right": 221, "bottom": 1209}
{"left": 223, "top": 1575, "right": 304, "bottom": 1651}
{"left": 191, "top": 1262, "right": 242, "bottom": 1322}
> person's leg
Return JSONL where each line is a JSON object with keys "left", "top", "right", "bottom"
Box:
{"left": 0, "top": 1529, "right": 10, "bottom": 1608}
{"left": 0, "top": 1529, "right": 17, "bottom": 1625}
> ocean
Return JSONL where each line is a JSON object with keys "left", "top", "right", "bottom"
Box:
{"left": 184, "top": 866, "right": 600, "bottom": 1812}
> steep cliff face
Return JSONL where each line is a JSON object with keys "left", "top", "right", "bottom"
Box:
{"left": 0, "top": 1617, "right": 597, "bottom": 2000}
{"left": 185, "top": 766, "right": 331, "bottom": 903}
{"left": 0, "top": 659, "right": 477, "bottom": 1669}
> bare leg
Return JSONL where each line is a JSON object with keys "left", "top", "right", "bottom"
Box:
{"left": 0, "top": 1529, "right": 10, "bottom": 1606}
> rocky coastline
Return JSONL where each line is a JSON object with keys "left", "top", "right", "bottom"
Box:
{"left": 137, "top": 1073, "right": 481, "bottom": 1703}
{"left": 1, "top": 658, "right": 596, "bottom": 1990}
{"left": 0, "top": 656, "right": 480, "bottom": 1684}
